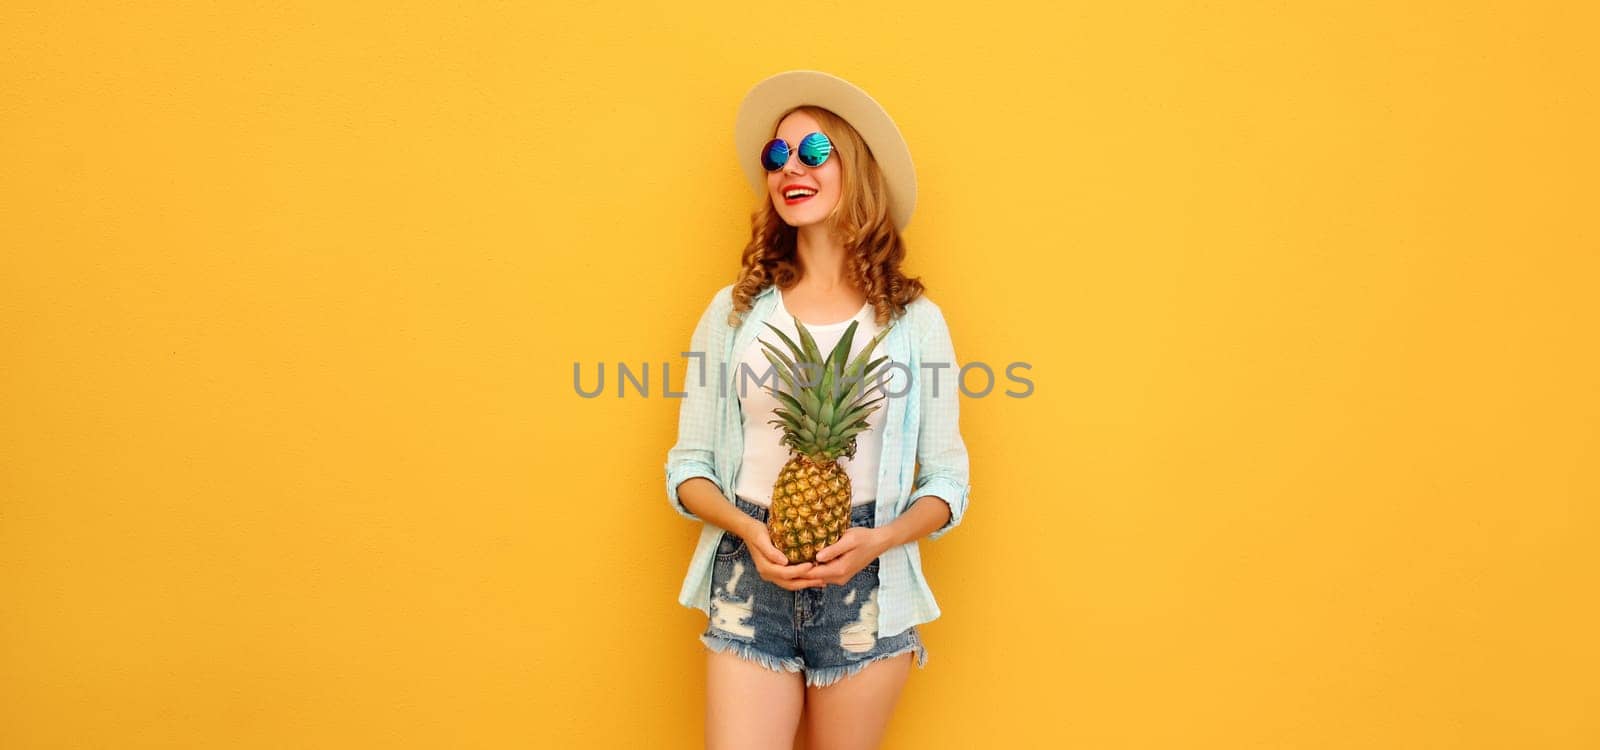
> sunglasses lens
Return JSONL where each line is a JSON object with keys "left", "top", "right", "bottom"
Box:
{"left": 797, "top": 132, "right": 832, "bottom": 167}
{"left": 761, "top": 139, "right": 790, "bottom": 172}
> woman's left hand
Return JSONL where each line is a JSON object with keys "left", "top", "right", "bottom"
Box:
{"left": 802, "top": 527, "right": 888, "bottom": 585}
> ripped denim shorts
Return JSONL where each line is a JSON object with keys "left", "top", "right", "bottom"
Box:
{"left": 700, "top": 495, "right": 929, "bottom": 688}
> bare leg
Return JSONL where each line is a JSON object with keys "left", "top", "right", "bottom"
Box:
{"left": 800, "top": 651, "right": 915, "bottom": 750}
{"left": 706, "top": 648, "right": 805, "bottom": 750}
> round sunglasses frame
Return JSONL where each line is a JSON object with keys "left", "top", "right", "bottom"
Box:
{"left": 760, "top": 131, "right": 834, "bottom": 172}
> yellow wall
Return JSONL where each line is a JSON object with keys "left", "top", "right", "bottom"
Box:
{"left": 2, "top": 2, "right": 1595, "bottom": 747}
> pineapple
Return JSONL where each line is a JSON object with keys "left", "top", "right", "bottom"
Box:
{"left": 756, "top": 316, "right": 894, "bottom": 565}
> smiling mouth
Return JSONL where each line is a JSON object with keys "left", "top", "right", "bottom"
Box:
{"left": 783, "top": 188, "right": 817, "bottom": 204}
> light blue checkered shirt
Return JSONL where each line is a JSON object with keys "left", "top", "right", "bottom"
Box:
{"left": 665, "top": 282, "right": 972, "bottom": 639}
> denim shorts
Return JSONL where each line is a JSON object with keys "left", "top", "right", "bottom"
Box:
{"left": 700, "top": 495, "right": 929, "bottom": 688}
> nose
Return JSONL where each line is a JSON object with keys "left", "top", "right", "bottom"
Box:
{"left": 780, "top": 148, "right": 807, "bottom": 174}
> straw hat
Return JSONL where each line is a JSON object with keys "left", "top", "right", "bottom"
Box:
{"left": 734, "top": 70, "right": 918, "bottom": 231}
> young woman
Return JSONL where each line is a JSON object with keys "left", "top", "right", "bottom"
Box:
{"left": 665, "top": 70, "right": 972, "bottom": 750}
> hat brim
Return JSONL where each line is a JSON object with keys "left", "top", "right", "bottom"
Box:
{"left": 734, "top": 70, "right": 917, "bottom": 232}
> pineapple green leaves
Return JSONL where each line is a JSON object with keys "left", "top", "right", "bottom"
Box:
{"left": 757, "top": 319, "right": 894, "bottom": 462}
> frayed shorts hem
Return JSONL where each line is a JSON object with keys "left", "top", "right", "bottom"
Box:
{"left": 699, "top": 632, "right": 804, "bottom": 673}
{"left": 700, "top": 631, "right": 929, "bottom": 689}
{"left": 803, "top": 638, "right": 929, "bottom": 689}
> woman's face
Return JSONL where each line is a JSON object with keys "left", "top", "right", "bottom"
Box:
{"left": 765, "top": 111, "right": 842, "bottom": 228}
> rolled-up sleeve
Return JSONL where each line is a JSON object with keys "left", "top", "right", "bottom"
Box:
{"left": 664, "top": 288, "right": 730, "bottom": 522}
{"left": 911, "top": 302, "right": 972, "bottom": 541}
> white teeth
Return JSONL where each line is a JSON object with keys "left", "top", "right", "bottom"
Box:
{"left": 784, "top": 189, "right": 816, "bottom": 199}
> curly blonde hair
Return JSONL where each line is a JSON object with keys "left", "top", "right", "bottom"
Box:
{"left": 727, "top": 105, "right": 925, "bottom": 328}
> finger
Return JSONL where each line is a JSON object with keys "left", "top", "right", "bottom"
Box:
{"left": 755, "top": 538, "right": 788, "bottom": 565}
{"left": 777, "top": 563, "right": 814, "bottom": 580}
{"left": 783, "top": 576, "right": 818, "bottom": 591}
{"left": 816, "top": 542, "right": 853, "bottom": 563}
{"left": 806, "top": 562, "right": 839, "bottom": 579}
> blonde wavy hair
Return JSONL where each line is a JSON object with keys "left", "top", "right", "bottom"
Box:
{"left": 726, "top": 105, "right": 925, "bottom": 328}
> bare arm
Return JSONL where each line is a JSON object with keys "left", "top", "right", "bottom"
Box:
{"left": 676, "top": 477, "right": 764, "bottom": 542}
{"left": 880, "top": 494, "right": 954, "bottom": 547}
{"left": 679, "top": 477, "right": 825, "bottom": 588}
{"left": 807, "top": 494, "right": 951, "bottom": 584}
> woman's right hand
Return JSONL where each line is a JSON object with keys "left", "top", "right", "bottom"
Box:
{"left": 740, "top": 519, "right": 826, "bottom": 590}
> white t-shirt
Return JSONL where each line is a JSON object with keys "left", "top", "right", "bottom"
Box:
{"left": 733, "top": 289, "right": 888, "bottom": 508}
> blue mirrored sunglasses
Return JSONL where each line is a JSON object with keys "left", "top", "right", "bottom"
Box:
{"left": 761, "top": 132, "right": 834, "bottom": 172}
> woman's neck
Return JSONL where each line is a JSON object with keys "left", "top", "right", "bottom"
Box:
{"left": 794, "top": 223, "right": 851, "bottom": 291}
